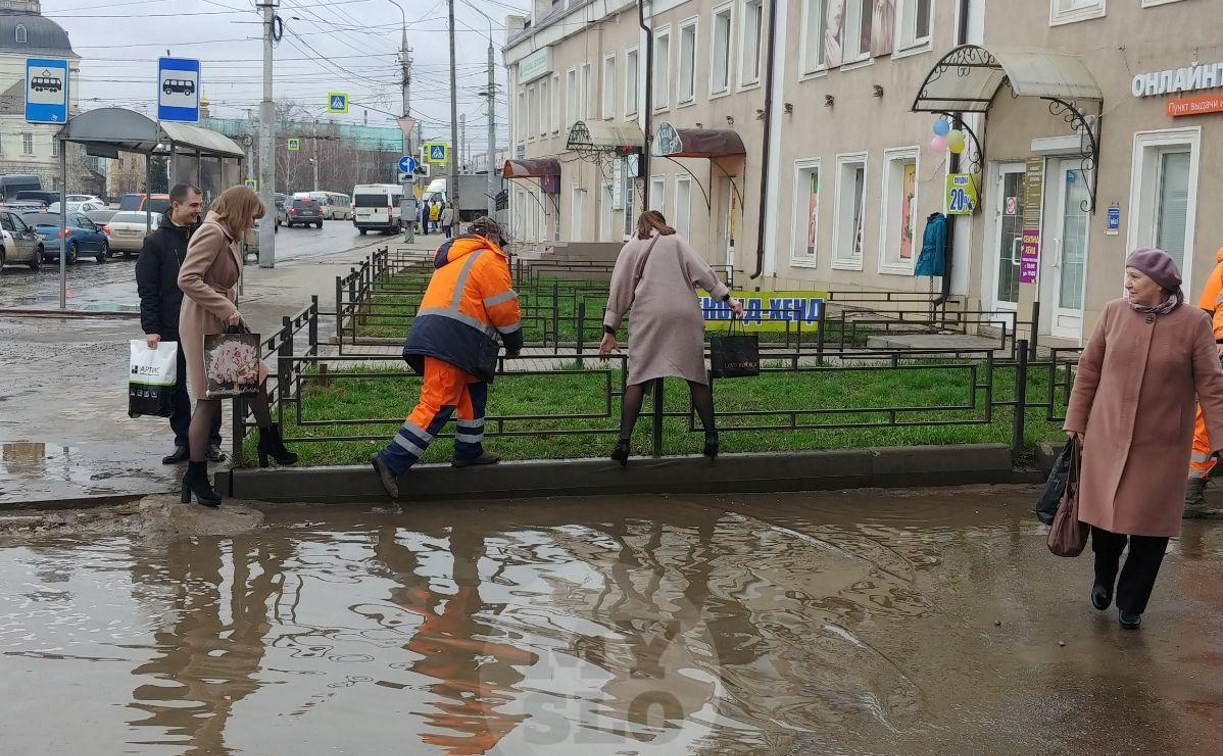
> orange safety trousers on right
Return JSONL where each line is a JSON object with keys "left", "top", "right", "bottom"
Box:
{"left": 1190, "top": 403, "right": 1215, "bottom": 480}
{"left": 377, "top": 357, "right": 488, "bottom": 474}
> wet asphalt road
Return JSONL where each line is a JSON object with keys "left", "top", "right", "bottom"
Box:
{"left": 0, "top": 220, "right": 387, "bottom": 311}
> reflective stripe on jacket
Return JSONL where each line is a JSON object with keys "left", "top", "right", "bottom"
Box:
{"left": 403, "top": 234, "right": 522, "bottom": 382}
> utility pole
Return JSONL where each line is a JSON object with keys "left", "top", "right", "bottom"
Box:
{"left": 485, "top": 23, "right": 496, "bottom": 219}
{"left": 257, "top": 0, "right": 277, "bottom": 268}
{"left": 311, "top": 156, "right": 318, "bottom": 192}
{"left": 448, "top": 0, "right": 460, "bottom": 214}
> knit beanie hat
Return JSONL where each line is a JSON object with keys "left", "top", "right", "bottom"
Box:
{"left": 1126, "top": 248, "right": 1182, "bottom": 292}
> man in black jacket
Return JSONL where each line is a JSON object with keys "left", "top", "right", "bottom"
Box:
{"left": 135, "top": 182, "right": 223, "bottom": 464}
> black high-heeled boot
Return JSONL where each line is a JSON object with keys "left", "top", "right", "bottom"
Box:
{"left": 181, "top": 461, "right": 221, "bottom": 507}
{"left": 257, "top": 423, "right": 299, "bottom": 468}
{"left": 610, "top": 438, "right": 630, "bottom": 467}
{"left": 703, "top": 432, "right": 719, "bottom": 460}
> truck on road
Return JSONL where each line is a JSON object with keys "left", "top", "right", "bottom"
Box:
{"left": 422, "top": 176, "right": 503, "bottom": 224}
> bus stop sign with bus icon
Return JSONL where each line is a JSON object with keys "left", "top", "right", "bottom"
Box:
{"left": 157, "top": 57, "right": 200, "bottom": 123}
{"left": 25, "top": 58, "right": 68, "bottom": 123}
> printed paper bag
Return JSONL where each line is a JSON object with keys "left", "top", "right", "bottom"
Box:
{"left": 128, "top": 340, "right": 177, "bottom": 418}
{"left": 710, "top": 317, "right": 760, "bottom": 379}
{"left": 203, "top": 331, "right": 262, "bottom": 399}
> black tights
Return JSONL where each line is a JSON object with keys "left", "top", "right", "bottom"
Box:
{"left": 188, "top": 392, "right": 272, "bottom": 463}
{"left": 619, "top": 379, "right": 716, "bottom": 440}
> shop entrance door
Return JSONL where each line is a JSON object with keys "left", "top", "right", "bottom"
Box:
{"left": 989, "top": 163, "right": 1025, "bottom": 320}
{"left": 1048, "top": 161, "right": 1091, "bottom": 339}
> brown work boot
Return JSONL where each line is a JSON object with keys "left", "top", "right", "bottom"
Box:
{"left": 452, "top": 452, "right": 500, "bottom": 468}
{"left": 1184, "top": 477, "right": 1209, "bottom": 518}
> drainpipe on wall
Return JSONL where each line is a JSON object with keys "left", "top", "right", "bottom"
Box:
{"left": 750, "top": 0, "right": 779, "bottom": 281}
{"left": 935, "top": 0, "right": 972, "bottom": 307}
{"left": 638, "top": 0, "right": 653, "bottom": 208}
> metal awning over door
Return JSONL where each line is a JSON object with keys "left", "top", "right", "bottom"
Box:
{"left": 911, "top": 45, "right": 1103, "bottom": 113}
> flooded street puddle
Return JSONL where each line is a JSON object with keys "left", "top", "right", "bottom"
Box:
{"left": 0, "top": 488, "right": 1219, "bottom": 754}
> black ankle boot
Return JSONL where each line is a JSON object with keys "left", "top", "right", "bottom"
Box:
{"left": 1091, "top": 582, "right": 1112, "bottom": 611}
{"left": 181, "top": 461, "right": 221, "bottom": 507}
{"left": 611, "top": 438, "right": 630, "bottom": 467}
{"left": 257, "top": 423, "right": 299, "bottom": 468}
{"left": 703, "top": 432, "right": 719, "bottom": 460}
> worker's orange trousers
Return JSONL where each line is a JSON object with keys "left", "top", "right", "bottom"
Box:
{"left": 377, "top": 357, "right": 487, "bottom": 474}
{"left": 1190, "top": 403, "right": 1215, "bottom": 480}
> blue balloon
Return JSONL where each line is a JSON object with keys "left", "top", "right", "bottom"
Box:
{"left": 933, "top": 119, "right": 951, "bottom": 136}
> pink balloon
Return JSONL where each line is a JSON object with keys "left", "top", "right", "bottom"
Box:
{"left": 930, "top": 135, "right": 948, "bottom": 152}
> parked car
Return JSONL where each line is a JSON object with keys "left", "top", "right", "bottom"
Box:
{"left": 285, "top": 197, "right": 323, "bottom": 228}
{"left": 14, "top": 190, "right": 59, "bottom": 206}
{"left": 2, "top": 201, "right": 47, "bottom": 214}
{"left": 243, "top": 215, "right": 279, "bottom": 253}
{"left": 0, "top": 174, "right": 41, "bottom": 201}
{"left": 117, "top": 193, "right": 171, "bottom": 215}
{"left": 66, "top": 194, "right": 104, "bottom": 205}
{"left": 0, "top": 210, "right": 44, "bottom": 270}
{"left": 85, "top": 209, "right": 117, "bottom": 227}
{"left": 23, "top": 211, "right": 109, "bottom": 264}
{"left": 104, "top": 211, "right": 161, "bottom": 257}
{"left": 49, "top": 200, "right": 105, "bottom": 215}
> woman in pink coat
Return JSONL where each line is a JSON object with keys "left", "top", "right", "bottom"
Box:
{"left": 1064, "top": 248, "right": 1223, "bottom": 630}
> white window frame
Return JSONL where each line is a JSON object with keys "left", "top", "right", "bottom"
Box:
{"left": 677, "top": 16, "right": 699, "bottom": 107}
{"left": 526, "top": 84, "right": 537, "bottom": 141}
{"left": 798, "top": 0, "right": 828, "bottom": 77}
{"left": 895, "top": 0, "right": 933, "bottom": 55}
{"left": 22, "top": 132, "right": 34, "bottom": 156}
{"left": 1141, "top": 0, "right": 1187, "bottom": 6}
{"left": 877, "top": 146, "right": 920, "bottom": 276}
{"left": 551, "top": 73, "right": 561, "bottom": 133}
{"left": 842, "top": 0, "right": 874, "bottom": 64}
{"left": 599, "top": 180, "right": 616, "bottom": 241}
{"left": 623, "top": 161, "right": 637, "bottom": 239}
{"left": 654, "top": 26, "right": 672, "bottom": 111}
{"left": 538, "top": 78, "right": 550, "bottom": 136}
{"left": 738, "top": 0, "right": 763, "bottom": 89}
{"left": 565, "top": 67, "right": 578, "bottom": 129}
{"left": 710, "top": 3, "right": 734, "bottom": 98}
{"left": 649, "top": 174, "right": 665, "bottom": 212}
{"left": 1127, "top": 126, "right": 1200, "bottom": 292}
{"left": 1050, "top": 0, "right": 1106, "bottom": 26}
{"left": 674, "top": 174, "right": 693, "bottom": 240}
{"left": 790, "top": 158, "right": 822, "bottom": 268}
{"left": 832, "top": 152, "right": 869, "bottom": 271}
{"left": 601, "top": 53, "right": 616, "bottom": 120}
{"left": 517, "top": 89, "right": 526, "bottom": 145}
{"left": 624, "top": 46, "right": 640, "bottom": 118}
{"left": 50, "top": 136, "right": 57, "bottom": 157}
{"left": 570, "top": 185, "right": 586, "bottom": 240}
{"left": 581, "top": 62, "right": 593, "bottom": 120}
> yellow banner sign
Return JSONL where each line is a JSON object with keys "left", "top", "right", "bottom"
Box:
{"left": 945, "top": 173, "right": 978, "bottom": 215}
{"left": 698, "top": 290, "right": 827, "bottom": 332}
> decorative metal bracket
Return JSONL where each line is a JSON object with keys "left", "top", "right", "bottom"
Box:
{"left": 912, "top": 45, "right": 1000, "bottom": 112}
{"left": 663, "top": 155, "right": 713, "bottom": 211}
{"left": 1044, "top": 98, "right": 1102, "bottom": 214}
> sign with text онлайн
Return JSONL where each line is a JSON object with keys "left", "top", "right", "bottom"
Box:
{"left": 698, "top": 291, "right": 827, "bottom": 332}
{"left": 1019, "top": 156, "right": 1045, "bottom": 285}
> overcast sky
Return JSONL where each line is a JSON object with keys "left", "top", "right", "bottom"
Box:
{"left": 42, "top": 0, "right": 531, "bottom": 147}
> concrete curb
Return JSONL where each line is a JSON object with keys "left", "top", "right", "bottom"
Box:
{"left": 0, "top": 308, "right": 141, "bottom": 319}
{"left": 218, "top": 444, "right": 1020, "bottom": 504}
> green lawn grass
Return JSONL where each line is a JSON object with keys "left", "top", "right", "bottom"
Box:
{"left": 239, "top": 359, "right": 1067, "bottom": 467}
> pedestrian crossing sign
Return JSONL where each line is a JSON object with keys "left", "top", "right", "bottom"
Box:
{"left": 327, "top": 92, "right": 349, "bottom": 114}
{"left": 424, "top": 141, "right": 448, "bottom": 164}
{"left": 244, "top": 178, "right": 257, "bottom": 190}
{"left": 287, "top": 137, "right": 300, "bottom": 151}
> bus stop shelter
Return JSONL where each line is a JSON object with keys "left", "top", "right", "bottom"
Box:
{"left": 52, "top": 107, "right": 245, "bottom": 308}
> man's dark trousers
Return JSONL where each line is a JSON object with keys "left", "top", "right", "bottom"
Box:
{"left": 169, "top": 340, "right": 222, "bottom": 450}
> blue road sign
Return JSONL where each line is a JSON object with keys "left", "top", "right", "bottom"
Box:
{"left": 428, "top": 143, "right": 448, "bottom": 162}
{"left": 398, "top": 155, "right": 417, "bottom": 173}
{"left": 26, "top": 58, "right": 68, "bottom": 124}
{"left": 158, "top": 57, "right": 201, "bottom": 123}
{"left": 327, "top": 92, "right": 349, "bottom": 114}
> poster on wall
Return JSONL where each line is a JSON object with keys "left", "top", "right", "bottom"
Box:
{"left": 806, "top": 170, "right": 819, "bottom": 257}
{"left": 825, "top": 0, "right": 845, "bottom": 67}
{"left": 1019, "top": 156, "right": 1045, "bottom": 284}
{"left": 900, "top": 162, "right": 916, "bottom": 258}
{"left": 871, "top": 0, "right": 895, "bottom": 58}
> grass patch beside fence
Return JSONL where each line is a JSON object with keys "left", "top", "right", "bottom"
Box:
{"left": 241, "top": 360, "right": 1066, "bottom": 468}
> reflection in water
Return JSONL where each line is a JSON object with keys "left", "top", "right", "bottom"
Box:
{"left": 0, "top": 491, "right": 1217, "bottom": 754}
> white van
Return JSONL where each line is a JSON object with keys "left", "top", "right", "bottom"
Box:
{"left": 352, "top": 184, "right": 404, "bottom": 234}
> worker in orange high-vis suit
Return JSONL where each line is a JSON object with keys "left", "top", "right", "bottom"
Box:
{"left": 1186, "top": 245, "right": 1223, "bottom": 516}
{"left": 370, "top": 217, "right": 522, "bottom": 498}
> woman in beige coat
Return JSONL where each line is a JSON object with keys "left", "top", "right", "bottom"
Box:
{"left": 177, "top": 186, "right": 296, "bottom": 507}
{"left": 599, "top": 210, "right": 743, "bottom": 465}
{"left": 1064, "top": 248, "right": 1223, "bottom": 629}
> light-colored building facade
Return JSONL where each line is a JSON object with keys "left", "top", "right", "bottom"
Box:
{"left": 506, "top": 0, "right": 1221, "bottom": 344}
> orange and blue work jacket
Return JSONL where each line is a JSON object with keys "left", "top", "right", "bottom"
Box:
{"left": 403, "top": 234, "right": 522, "bottom": 382}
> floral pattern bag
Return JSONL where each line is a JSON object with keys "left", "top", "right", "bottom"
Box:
{"left": 203, "top": 325, "right": 262, "bottom": 399}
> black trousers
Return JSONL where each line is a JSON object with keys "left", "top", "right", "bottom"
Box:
{"left": 1091, "top": 526, "right": 1170, "bottom": 615}
{"left": 169, "top": 341, "right": 222, "bottom": 450}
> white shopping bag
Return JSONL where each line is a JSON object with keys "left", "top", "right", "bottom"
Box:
{"left": 128, "top": 340, "right": 178, "bottom": 418}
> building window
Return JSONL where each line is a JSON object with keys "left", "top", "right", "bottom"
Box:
{"left": 711, "top": 4, "right": 733, "bottom": 95}
{"left": 649, "top": 174, "right": 665, "bottom": 212}
{"left": 826, "top": 0, "right": 884, "bottom": 65}
{"left": 800, "top": 0, "right": 828, "bottom": 75}
{"left": 675, "top": 175, "right": 692, "bottom": 239}
{"left": 739, "top": 0, "right": 763, "bottom": 87}
{"left": 571, "top": 186, "right": 586, "bottom": 240}
{"left": 623, "top": 160, "right": 637, "bottom": 238}
{"left": 15, "top": 24, "right": 26, "bottom": 44}
{"left": 22, "top": 132, "right": 33, "bottom": 156}
{"left": 517, "top": 89, "right": 526, "bottom": 144}
{"left": 678, "top": 18, "right": 698, "bottom": 105}
{"left": 624, "top": 47, "right": 639, "bottom": 118}
{"left": 654, "top": 28, "right": 671, "bottom": 110}
{"left": 581, "top": 62, "right": 592, "bottom": 120}
{"left": 602, "top": 54, "right": 616, "bottom": 120}
{"left": 1128, "top": 128, "right": 1198, "bottom": 287}
{"left": 539, "top": 78, "right": 549, "bottom": 135}
{"left": 833, "top": 153, "right": 868, "bottom": 269}
{"left": 50, "top": 137, "right": 57, "bottom": 158}
{"left": 791, "top": 159, "right": 821, "bottom": 267}
{"left": 551, "top": 73, "right": 560, "bottom": 133}
{"left": 527, "top": 84, "right": 537, "bottom": 140}
{"left": 600, "top": 180, "right": 616, "bottom": 241}
{"left": 565, "top": 68, "right": 578, "bottom": 128}
{"left": 1050, "top": 0, "right": 1105, "bottom": 26}
{"left": 898, "top": 0, "right": 932, "bottom": 50}
{"left": 878, "top": 147, "right": 919, "bottom": 274}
